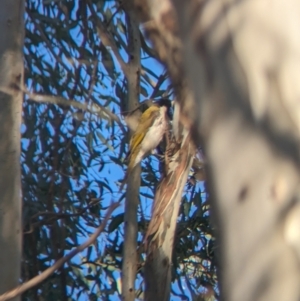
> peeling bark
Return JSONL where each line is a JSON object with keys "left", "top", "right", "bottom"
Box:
{"left": 145, "top": 133, "right": 194, "bottom": 301}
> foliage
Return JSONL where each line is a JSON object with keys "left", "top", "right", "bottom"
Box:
{"left": 22, "top": 0, "right": 217, "bottom": 300}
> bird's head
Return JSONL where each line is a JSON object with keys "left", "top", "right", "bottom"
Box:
{"left": 153, "top": 98, "right": 172, "bottom": 119}
{"left": 123, "top": 98, "right": 172, "bottom": 132}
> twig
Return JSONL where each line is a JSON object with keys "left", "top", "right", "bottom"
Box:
{"left": 0, "top": 203, "right": 119, "bottom": 301}
{"left": 150, "top": 72, "right": 168, "bottom": 98}
{"left": 24, "top": 199, "right": 102, "bottom": 234}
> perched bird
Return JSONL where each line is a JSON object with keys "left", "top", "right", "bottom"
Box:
{"left": 119, "top": 99, "right": 171, "bottom": 191}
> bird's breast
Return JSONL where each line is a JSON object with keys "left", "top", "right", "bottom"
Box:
{"left": 140, "top": 113, "right": 167, "bottom": 153}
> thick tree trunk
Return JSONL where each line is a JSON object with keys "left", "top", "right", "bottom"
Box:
{"left": 135, "top": 0, "right": 300, "bottom": 300}
{"left": 172, "top": 1, "right": 300, "bottom": 300}
{"left": 0, "top": 0, "right": 24, "bottom": 300}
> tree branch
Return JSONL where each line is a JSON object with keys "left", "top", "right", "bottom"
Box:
{"left": 24, "top": 88, "right": 125, "bottom": 132}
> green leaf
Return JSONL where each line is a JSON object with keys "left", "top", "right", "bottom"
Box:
{"left": 96, "top": 131, "right": 114, "bottom": 152}
{"left": 100, "top": 43, "right": 116, "bottom": 79}
{"left": 108, "top": 213, "right": 124, "bottom": 233}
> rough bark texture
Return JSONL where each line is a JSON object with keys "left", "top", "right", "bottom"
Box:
{"left": 121, "top": 5, "right": 141, "bottom": 301}
{"left": 0, "top": 0, "right": 24, "bottom": 300}
{"left": 144, "top": 133, "right": 194, "bottom": 301}
{"left": 135, "top": 0, "right": 300, "bottom": 300}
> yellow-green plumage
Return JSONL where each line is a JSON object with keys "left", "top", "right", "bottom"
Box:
{"left": 127, "top": 106, "right": 160, "bottom": 171}
{"left": 119, "top": 104, "right": 168, "bottom": 191}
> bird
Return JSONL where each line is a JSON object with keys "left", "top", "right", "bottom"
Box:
{"left": 119, "top": 99, "right": 171, "bottom": 191}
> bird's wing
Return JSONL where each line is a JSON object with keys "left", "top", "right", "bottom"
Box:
{"left": 129, "top": 106, "right": 160, "bottom": 151}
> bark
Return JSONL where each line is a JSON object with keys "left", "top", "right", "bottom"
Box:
{"left": 173, "top": 1, "right": 300, "bottom": 300}
{"left": 121, "top": 5, "right": 141, "bottom": 301}
{"left": 144, "top": 133, "right": 194, "bottom": 301}
{"left": 135, "top": 0, "right": 300, "bottom": 300}
{"left": 0, "top": 0, "right": 24, "bottom": 300}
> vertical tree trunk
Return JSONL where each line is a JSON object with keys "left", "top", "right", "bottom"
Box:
{"left": 145, "top": 134, "right": 194, "bottom": 301}
{"left": 0, "top": 0, "right": 24, "bottom": 300}
{"left": 172, "top": 1, "right": 300, "bottom": 301}
{"left": 121, "top": 5, "right": 141, "bottom": 301}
